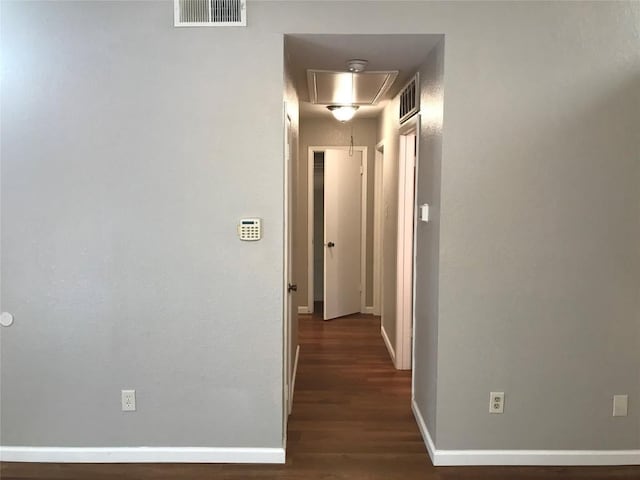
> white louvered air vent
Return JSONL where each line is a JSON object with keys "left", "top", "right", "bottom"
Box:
{"left": 399, "top": 73, "right": 419, "bottom": 124}
{"left": 174, "top": 0, "right": 246, "bottom": 27}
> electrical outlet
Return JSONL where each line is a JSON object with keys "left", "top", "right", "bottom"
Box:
{"left": 121, "top": 389, "right": 136, "bottom": 412}
{"left": 613, "top": 395, "right": 628, "bottom": 417}
{"left": 490, "top": 392, "right": 505, "bottom": 414}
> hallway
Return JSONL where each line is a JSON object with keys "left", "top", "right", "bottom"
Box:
{"left": 286, "top": 313, "right": 428, "bottom": 475}
{"left": 3, "top": 314, "right": 640, "bottom": 479}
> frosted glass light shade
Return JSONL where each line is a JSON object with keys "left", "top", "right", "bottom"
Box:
{"left": 327, "top": 105, "right": 359, "bottom": 122}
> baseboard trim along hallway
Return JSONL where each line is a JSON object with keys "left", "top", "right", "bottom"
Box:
{"left": 380, "top": 324, "right": 396, "bottom": 364}
{"left": 289, "top": 344, "right": 301, "bottom": 413}
{"left": 0, "top": 447, "right": 286, "bottom": 464}
{"left": 411, "top": 400, "right": 640, "bottom": 467}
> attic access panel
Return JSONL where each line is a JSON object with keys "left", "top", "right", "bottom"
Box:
{"left": 307, "top": 70, "right": 398, "bottom": 105}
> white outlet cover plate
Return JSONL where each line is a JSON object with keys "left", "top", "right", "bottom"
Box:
{"left": 121, "top": 390, "right": 136, "bottom": 412}
{"left": 490, "top": 392, "right": 505, "bottom": 414}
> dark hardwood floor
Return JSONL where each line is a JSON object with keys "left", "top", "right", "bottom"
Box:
{"left": 2, "top": 312, "right": 639, "bottom": 479}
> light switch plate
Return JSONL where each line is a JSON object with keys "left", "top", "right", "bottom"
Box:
{"left": 419, "top": 204, "right": 429, "bottom": 222}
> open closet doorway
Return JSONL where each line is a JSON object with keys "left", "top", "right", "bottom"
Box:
{"left": 308, "top": 146, "right": 368, "bottom": 320}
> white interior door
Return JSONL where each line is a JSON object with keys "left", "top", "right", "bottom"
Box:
{"left": 284, "top": 114, "right": 297, "bottom": 421}
{"left": 323, "top": 149, "right": 362, "bottom": 320}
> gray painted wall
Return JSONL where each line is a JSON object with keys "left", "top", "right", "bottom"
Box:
{"left": 377, "top": 99, "right": 400, "bottom": 353}
{"left": 1, "top": 0, "right": 638, "bottom": 453}
{"left": 434, "top": 1, "right": 640, "bottom": 449}
{"left": 0, "top": 0, "right": 286, "bottom": 447}
{"left": 296, "top": 118, "right": 378, "bottom": 310}
{"left": 412, "top": 40, "right": 445, "bottom": 443}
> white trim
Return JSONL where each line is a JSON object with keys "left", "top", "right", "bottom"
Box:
{"left": 297, "top": 306, "right": 311, "bottom": 314}
{"left": 308, "top": 146, "right": 368, "bottom": 320}
{"left": 307, "top": 147, "right": 315, "bottom": 314}
{"left": 289, "top": 345, "right": 300, "bottom": 414}
{"left": 282, "top": 107, "right": 292, "bottom": 447}
{"left": 381, "top": 325, "right": 396, "bottom": 364}
{"left": 0, "top": 447, "right": 285, "bottom": 464}
{"left": 411, "top": 399, "right": 640, "bottom": 467}
{"left": 372, "top": 143, "right": 384, "bottom": 317}
{"left": 411, "top": 398, "right": 437, "bottom": 463}
{"left": 395, "top": 117, "right": 419, "bottom": 371}
{"left": 359, "top": 147, "right": 369, "bottom": 314}
{"left": 435, "top": 450, "right": 640, "bottom": 467}
{"left": 364, "top": 306, "right": 374, "bottom": 314}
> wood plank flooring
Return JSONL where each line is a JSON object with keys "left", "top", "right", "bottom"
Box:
{"left": 2, "top": 312, "right": 639, "bottom": 479}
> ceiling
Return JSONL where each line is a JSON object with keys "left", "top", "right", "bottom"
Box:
{"left": 285, "top": 34, "right": 442, "bottom": 120}
{"left": 307, "top": 70, "right": 398, "bottom": 105}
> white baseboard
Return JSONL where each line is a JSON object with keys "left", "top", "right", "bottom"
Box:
{"left": 289, "top": 344, "right": 300, "bottom": 414}
{"left": 411, "top": 398, "right": 437, "bottom": 463}
{"left": 297, "top": 306, "right": 311, "bottom": 314}
{"left": 364, "top": 306, "right": 374, "bottom": 314}
{"left": 380, "top": 324, "right": 396, "bottom": 365}
{"left": 0, "top": 446, "right": 285, "bottom": 464}
{"left": 411, "top": 399, "right": 640, "bottom": 466}
{"left": 434, "top": 449, "right": 640, "bottom": 467}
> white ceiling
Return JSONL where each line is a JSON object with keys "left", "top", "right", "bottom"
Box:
{"left": 285, "top": 34, "right": 442, "bottom": 120}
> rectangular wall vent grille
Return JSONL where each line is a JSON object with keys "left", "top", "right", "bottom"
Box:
{"left": 399, "top": 73, "right": 419, "bottom": 124}
{"left": 174, "top": 0, "right": 246, "bottom": 27}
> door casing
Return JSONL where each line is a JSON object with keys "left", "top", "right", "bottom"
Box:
{"left": 373, "top": 141, "right": 385, "bottom": 317}
{"left": 283, "top": 106, "right": 299, "bottom": 444}
{"left": 396, "top": 115, "right": 420, "bottom": 371}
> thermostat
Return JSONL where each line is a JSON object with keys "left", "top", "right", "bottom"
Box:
{"left": 238, "top": 218, "right": 261, "bottom": 241}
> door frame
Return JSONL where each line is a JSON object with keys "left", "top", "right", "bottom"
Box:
{"left": 373, "top": 141, "right": 384, "bottom": 317}
{"left": 307, "top": 146, "right": 368, "bottom": 315}
{"left": 283, "top": 104, "right": 300, "bottom": 439}
{"left": 282, "top": 107, "right": 291, "bottom": 444}
{"left": 395, "top": 115, "right": 420, "bottom": 370}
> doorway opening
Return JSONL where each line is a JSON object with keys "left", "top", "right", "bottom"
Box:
{"left": 312, "top": 151, "right": 324, "bottom": 315}
{"left": 283, "top": 33, "right": 446, "bottom": 459}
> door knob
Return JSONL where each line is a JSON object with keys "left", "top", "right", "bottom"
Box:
{"left": 326, "top": 242, "right": 335, "bottom": 248}
{"left": 288, "top": 283, "right": 298, "bottom": 293}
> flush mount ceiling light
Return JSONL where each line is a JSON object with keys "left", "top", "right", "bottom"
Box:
{"left": 327, "top": 105, "right": 359, "bottom": 122}
{"left": 326, "top": 60, "right": 365, "bottom": 122}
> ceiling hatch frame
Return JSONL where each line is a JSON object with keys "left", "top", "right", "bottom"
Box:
{"left": 307, "top": 70, "right": 398, "bottom": 106}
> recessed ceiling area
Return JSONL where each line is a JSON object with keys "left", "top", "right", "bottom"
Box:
{"left": 285, "top": 34, "right": 442, "bottom": 120}
{"left": 307, "top": 70, "right": 398, "bottom": 105}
